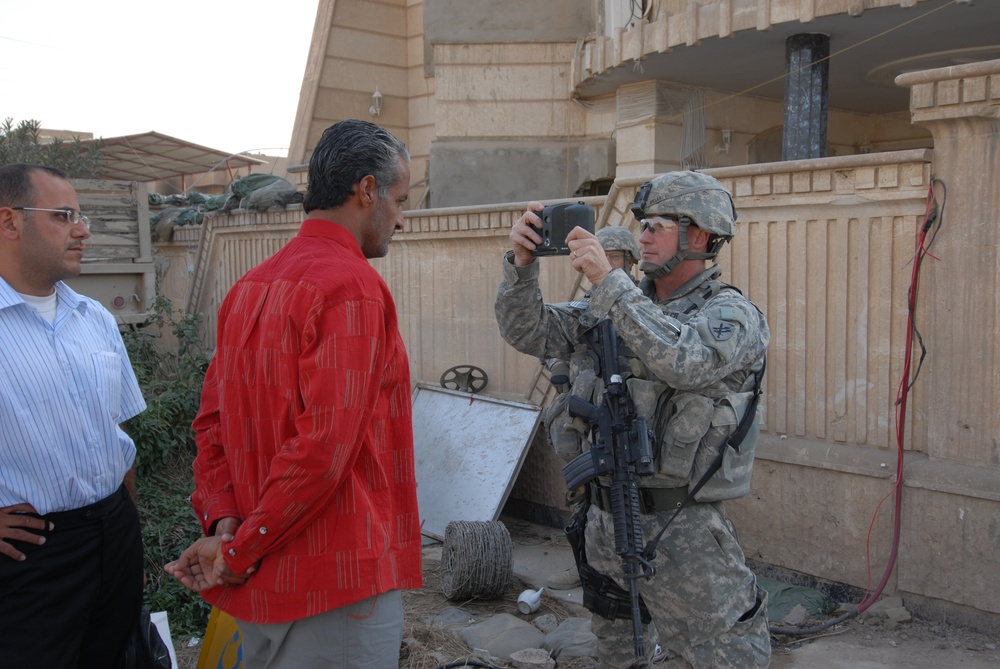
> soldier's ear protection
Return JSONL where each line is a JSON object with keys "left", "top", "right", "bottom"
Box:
{"left": 630, "top": 181, "right": 652, "bottom": 221}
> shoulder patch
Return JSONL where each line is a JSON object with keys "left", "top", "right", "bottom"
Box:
{"left": 708, "top": 318, "right": 736, "bottom": 341}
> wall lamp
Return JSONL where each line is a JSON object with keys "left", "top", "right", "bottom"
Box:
{"left": 369, "top": 88, "right": 383, "bottom": 117}
{"left": 715, "top": 127, "right": 733, "bottom": 154}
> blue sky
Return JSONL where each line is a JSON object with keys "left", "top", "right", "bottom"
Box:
{"left": 1, "top": 0, "right": 320, "bottom": 156}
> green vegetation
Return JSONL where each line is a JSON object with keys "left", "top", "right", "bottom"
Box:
{"left": 137, "top": 454, "right": 212, "bottom": 639}
{"left": 121, "top": 297, "right": 211, "bottom": 639}
{"left": 0, "top": 118, "right": 103, "bottom": 177}
{"left": 122, "top": 296, "right": 209, "bottom": 476}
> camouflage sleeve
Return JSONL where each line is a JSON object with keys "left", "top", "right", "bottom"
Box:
{"left": 587, "top": 270, "right": 769, "bottom": 390}
{"left": 494, "top": 252, "right": 585, "bottom": 360}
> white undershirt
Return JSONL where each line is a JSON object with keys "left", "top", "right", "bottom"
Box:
{"left": 19, "top": 290, "right": 58, "bottom": 325}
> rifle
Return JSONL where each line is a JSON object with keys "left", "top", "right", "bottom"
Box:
{"left": 561, "top": 318, "right": 656, "bottom": 661}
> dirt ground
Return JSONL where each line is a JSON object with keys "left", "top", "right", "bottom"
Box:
{"left": 169, "top": 545, "right": 998, "bottom": 668}
{"left": 768, "top": 614, "right": 1000, "bottom": 669}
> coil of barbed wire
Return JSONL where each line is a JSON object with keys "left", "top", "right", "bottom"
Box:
{"left": 440, "top": 520, "right": 513, "bottom": 601}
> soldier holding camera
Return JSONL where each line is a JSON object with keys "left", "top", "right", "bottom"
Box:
{"left": 495, "top": 172, "right": 771, "bottom": 669}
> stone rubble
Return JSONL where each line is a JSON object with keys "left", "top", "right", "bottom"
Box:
{"left": 422, "top": 602, "right": 600, "bottom": 667}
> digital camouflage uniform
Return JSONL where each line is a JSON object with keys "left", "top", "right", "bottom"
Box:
{"left": 494, "top": 172, "right": 771, "bottom": 669}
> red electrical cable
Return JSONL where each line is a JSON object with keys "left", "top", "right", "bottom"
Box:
{"left": 857, "top": 181, "right": 941, "bottom": 612}
{"left": 771, "top": 179, "right": 945, "bottom": 636}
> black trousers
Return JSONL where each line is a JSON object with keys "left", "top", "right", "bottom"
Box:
{"left": 0, "top": 484, "right": 144, "bottom": 669}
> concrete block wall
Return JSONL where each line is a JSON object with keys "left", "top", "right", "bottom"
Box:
{"left": 166, "top": 141, "right": 999, "bottom": 631}
{"left": 286, "top": 0, "right": 932, "bottom": 207}
{"left": 428, "top": 39, "right": 610, "bottom": 206}
{"left": 179, "top": 0, "right": 1000, "bottom": 625}
{"left": 286, "top": 0, "right": 418, "bottom": 202}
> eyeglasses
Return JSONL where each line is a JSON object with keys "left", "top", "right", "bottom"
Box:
{"left": 12, "top": 207, "right": 91, "bottom": 230}
{"left": 604, "top": 251, "right": 626, "bottom": 262}
{"left": 639, "top": 216, "right": 679, "bottom": 235}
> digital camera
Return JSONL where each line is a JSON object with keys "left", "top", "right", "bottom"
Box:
{"left": 529, "top": 202, "right": 596, "bottom": 256}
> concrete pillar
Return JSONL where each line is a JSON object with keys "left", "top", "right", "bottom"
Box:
{"left": 895, "top": 60, "right": 1000, "bottom": 462}
{"left": 782, "top": 34, "right": 830, "bottom": 161}
{"left": 894, "top": 60, "right": 1000, "bottom": 622}
{"left": 615, "top": 81, "right": 685, "bottom": 177}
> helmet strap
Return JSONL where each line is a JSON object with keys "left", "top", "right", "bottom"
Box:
{"left": 640, "top": 218, "right": 692, "bottom": 279}
{"left": 640, "top": 221, "right": 732, "bottom": 279}
{"left": 706, "top": 235, "right": 729, "bottom": 257}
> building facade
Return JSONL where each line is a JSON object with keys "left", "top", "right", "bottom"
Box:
{"left": 184, "top": 0, "right": 1000, "bottom": 632}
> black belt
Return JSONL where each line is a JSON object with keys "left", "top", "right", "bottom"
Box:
{"left": 41, "top": 484, "right": 130, "bottom": 525}
{"left": 590, "top": 483, "right": 689, "bottom": 515}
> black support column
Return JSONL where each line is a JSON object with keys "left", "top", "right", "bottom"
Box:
{"left": 782, "top": 33, "right": 830, "bottom": 161}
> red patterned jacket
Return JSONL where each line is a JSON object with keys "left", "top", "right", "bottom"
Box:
{"left": 191, "top": 219, "right": 422, "bottom": 623}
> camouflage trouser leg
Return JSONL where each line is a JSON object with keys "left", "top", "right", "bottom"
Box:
{"left": 591, "top": 614, "right": 658, "bottom": 669}
{"left": 584, "top": 502, "right": 771, "bottom": 669}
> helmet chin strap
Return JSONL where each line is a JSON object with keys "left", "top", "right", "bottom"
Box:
{"left": 640, "top": 218, "right": 717, "bottom": 279}
{"left": 640, "top": 254, "right": 683, "bottom": 279}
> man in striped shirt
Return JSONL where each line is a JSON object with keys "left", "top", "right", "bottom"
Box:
{"left": 0, "top": 163, "right": 148, "bottom": 668}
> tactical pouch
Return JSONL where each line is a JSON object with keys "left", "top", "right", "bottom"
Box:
{"left": 566, "top": 521, "right": 652, "bottom": 624}
{"left": 579, "top": 563, "right": 652, "bottom": 624}
{"left": 625, "top": 378, "right": 677, "bottom": 483}
{"left": 656, "top": 392, "right": 714, "bottom": 482}
{"left": 691, "top": 391, "right": 759, "bottom": 502}
{"left": 565, "top": 512, "right": 652, "bottom": 624}
{"left": 544, "top": 367, "right": 599, "bottom": 462}
{"left": 544, "top": 391, "right": 585, "bottom": 462}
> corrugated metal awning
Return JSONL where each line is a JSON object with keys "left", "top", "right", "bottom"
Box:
{"left": 80, "top": 131, "right": 265, "bottom": 182}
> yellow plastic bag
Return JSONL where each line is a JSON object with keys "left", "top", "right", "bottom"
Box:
{"left": 197, "top": 607, "right": 243, "bottom": 669}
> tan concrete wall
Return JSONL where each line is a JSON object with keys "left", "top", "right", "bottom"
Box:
{"left": 287, "top": 0, "right": 934, "bottom": 207}
{"left": 286, "top": 0, "right": 417, "bottom": 198}
{"left": 898, "top": 60, "right": 1000, "bottom": 464}
{"left": 286, "top": 0, "right": 434, "bottom": 207}
{"left": 433, "top": 43, "right": 584, "bottom": 138}
{"left": 169, "top": 57, "right": 1000, "bottom": 630}
{"left": 423, "top": 0, "right": 594, "bottom": 45}
{"left": 887, "top": 60, "right": 1000, "bottom": 624}
{"left": 164, "top": 143, "right": 998, "bottom": 626}
{"left": 429, "top": 40, "right": 617, "bottom": 205}
{"left": 613, "top": 83, "right": 929, "bottom": 175}
{"left": 155, "top": 227, "right": 199, "bottom": 313}
{"left": 184, "top": 209, "right": 305, "bottom": 348}
{"left": 406, "top": 0, "right": 434, "bottom": 205}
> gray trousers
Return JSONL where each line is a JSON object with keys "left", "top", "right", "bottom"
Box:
{"left": 585, "top": 503, "right": 771, "bottom": 669}
{"left": 237, "top": 590, "right": 404, "bottom": 669}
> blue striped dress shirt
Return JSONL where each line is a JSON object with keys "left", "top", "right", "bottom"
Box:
{"left": 0, "top": 278, "right": 146, "bottom": 514}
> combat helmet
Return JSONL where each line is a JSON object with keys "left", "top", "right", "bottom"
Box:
{"left": 596, "top": 226, "right": 641, "bottom": 268}
{"left": 630, "top": 170, "right": 737, "bottom": 279}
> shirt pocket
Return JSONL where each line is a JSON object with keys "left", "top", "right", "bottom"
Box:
{"left": 91, "top": 351, "right": 122, "bottom": 414}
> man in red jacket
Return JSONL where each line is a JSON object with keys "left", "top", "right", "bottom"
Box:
{"left": 166, "top": 119, "right": 422, "bottom": 668}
